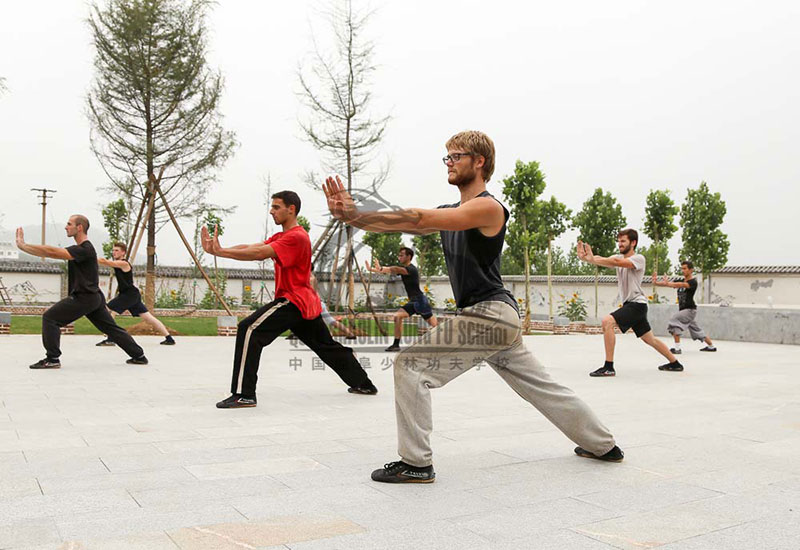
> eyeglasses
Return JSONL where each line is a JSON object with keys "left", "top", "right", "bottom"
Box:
{"left": 442, "top": 152, "right": 473, "bottom": 165}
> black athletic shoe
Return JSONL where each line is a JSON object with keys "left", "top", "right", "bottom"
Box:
{"left": 589, "top": 366, "right": 616, "bottom": 377}
{"left": 384, "top": 344, "right": 401, "bottom": 352}
{"left": 699, "top": 346, "right": 717, "bottom": 352}
{"left": 669, "top": 347, "right": 682, "bottom": 354}
{"left": 348, "top": 380, "right": 378, "bottom": 395}
{"left": 574, "top": 445, "right": 625, "bottom": 462}
{"left": 658, "top": 361, "right": 684, "bottom": 371}
{"left": 96, "top": 339, "right": 116, "bottom": 347}
{"left": 126, "top": 356, "right": 149, "bottom": 365}
{"left": 371, "top": 461, "right": 435, "bottom": 483}
{"left": 345, "top": 335, "right": 357, "bottom": 340}
{"left": 216, "top": 394, "right": 257, "bottom": 409}
{"left": 29, "top": 358, "right": 61, "bottom": 369}
{"left": 160, "top": 336, "right": 176, "bottom": 345}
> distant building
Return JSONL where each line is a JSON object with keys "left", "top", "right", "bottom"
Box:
{"left": 0, "top": 242, "right": 19, "bottom": 260}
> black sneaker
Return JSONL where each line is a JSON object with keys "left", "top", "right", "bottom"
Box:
{"left": 160, "top": 336, "right": 176, "bottom": 345}
{"left": 29, "top": 358, "right": 61, "bottom": 369}
{"left": 216, "top": 394, "right": 257, "bottom": 409}
{"left": 699, "top": 346, "right": 717, "bottom": 352}
{"left": 658, "top": 361, "right": 684, "bottom": 371}
{"left": 589, "top": 366, "right": 616, "bottom": 377}
{"left": 126, "top": 356, "right": 149, "bottom": 365}
{"left": 669, "top": 347, "right": 682, "bottom": 354}
{"left": 574, "top": 445, "right": 624, "bottom": 462}
{"left": 371, "top": 461, "right": 435, "bottom": 483}
{"left": 96, "top": 339, "right": 116, "bottom": 347}
{"left": 345, "top": 335, "right": 357, "bottom": 340}
{"left": 348, "top": 380, "right": 378, "bottom": 395}
{"left": 384, "top": 344, "right": 401, "bottom": 352}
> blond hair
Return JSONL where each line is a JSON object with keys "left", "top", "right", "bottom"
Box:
{"left": 445, "top": 130, "right": 496, "bottom": 182}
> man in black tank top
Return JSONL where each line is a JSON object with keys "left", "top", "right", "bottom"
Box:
{"left": 96, "top": 242, "right": 175, "bottom": 346}
{"left": 15, "top": 215, "right": 147, "bottom": 368}
{"left": 324, "top": 130, "right": 622, "bottom": 484}
{"left": 365, "top": 246, "right": 438, "bottom": 351}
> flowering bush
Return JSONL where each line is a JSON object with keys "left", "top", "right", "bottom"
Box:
{"left": 444, "top": 298, "right": 457, "bottom": 312}
{"left": 557, "top": 292, "right": 588, "bottom": 322}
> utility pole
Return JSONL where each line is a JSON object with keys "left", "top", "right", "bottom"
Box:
{"left": 30, "top": 188, "right": 57, "bottom": 262}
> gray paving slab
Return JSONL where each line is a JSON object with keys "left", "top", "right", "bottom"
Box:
{"left": 0, "top": 333, "right": 797, "bottom": 549}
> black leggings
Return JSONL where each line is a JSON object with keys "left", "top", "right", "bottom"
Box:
{"left": 230, "top": 298, "right": 370, "bottom": 397}
{"left": 43, "top": 293, "right": 144, "bottom": 360}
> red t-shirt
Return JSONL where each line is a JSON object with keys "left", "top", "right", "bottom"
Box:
{"left": 265, "top": 225, "right": 321, "bottom": 320}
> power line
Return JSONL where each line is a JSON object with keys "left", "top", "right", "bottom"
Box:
{"left": 30, "top": 188, "right": 57, "bottom": 262}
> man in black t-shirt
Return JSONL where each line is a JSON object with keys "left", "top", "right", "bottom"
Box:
{"left": 653, "top": 260, "right": 716, "bottom": 353}
{"left": 15, "top": 216, "right": 148, "bottom": 369}
{"left": 325, "top": 130, "right": 621, "bottom": 484}
{"left": 366, "top": 247, "right": 438, "bottom": 352}
{"left": 96, "top": 241, "right": 175, "bottom": 347}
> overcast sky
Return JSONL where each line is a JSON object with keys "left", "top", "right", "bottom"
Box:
{"left": 1, "top": 0, "right": 798, "bottom": 268}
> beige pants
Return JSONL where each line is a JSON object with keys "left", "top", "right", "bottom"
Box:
{"left": 394, "top": 300, "right": 616, "bottom": 467}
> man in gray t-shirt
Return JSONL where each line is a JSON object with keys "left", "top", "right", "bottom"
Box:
{"left": 577, "top": 228, "right": 682, "bottom": 377}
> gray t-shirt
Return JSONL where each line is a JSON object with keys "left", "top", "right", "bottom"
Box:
{"left": 615, "top": 253, "right": 647, "bottom": 304}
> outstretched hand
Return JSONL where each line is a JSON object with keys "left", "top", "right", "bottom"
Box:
{"left": 15, "top": 227, "right": 25, "bottom": 248}
{"left": 576, "top": 241, "right": 594, "bottom": 263}
{"left": 323, "top": 175, "right": 359, "bottom": 223}
{"left": 200, "top": 225, "right": 221, "bottom": 255}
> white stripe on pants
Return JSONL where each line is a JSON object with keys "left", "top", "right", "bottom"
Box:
{"left": 236, "top": 300, "right": 290, "bottom": 394}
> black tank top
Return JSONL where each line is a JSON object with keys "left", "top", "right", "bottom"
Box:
{"left": 400, "top": 263, "right": 423, "bottom": 299}
{"left": 114, "top": 261, "right": 138, "bottom": 294}
{"left": 438, "top": 191, "right": 517, "bottom": 311}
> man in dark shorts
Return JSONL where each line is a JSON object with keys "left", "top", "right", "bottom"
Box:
{"left": 577, "top": 229, "right": 683, "bottom": 376}
{"left": 96, "top": 242, "right": 175, "bottom": 346}
{"left": 653, "top": 260, "right": 717, "bottom": 353}
{"left": 15, "top": 215, "right": 148, "bottom": 368}
{"left": 365, "top": 247, "right": 438, "bottom": 351}
{"left": 324, "top": 130, "right": 622, "bottom": 483}
{"left": 202, "top": 190, "right": 378, "bottom": 409}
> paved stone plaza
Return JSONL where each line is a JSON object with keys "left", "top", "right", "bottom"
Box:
{"left": 0, "top": 332, "right": 798, "bottom": 549}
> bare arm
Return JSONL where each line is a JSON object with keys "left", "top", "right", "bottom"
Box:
{"left": 576, "top": 241, "right": 636, "bottom": 268}
{"left": 652, "top": 273, "right": 689, "bottom": 288}
{"left": 15, "top": 228, "right": 72, "bottom": 260}
{"left": 364, "top": 258, "right": 408, "bottom": 276}
{"left": 201, "top": 226, "right": 276, "bottom": 261}
{"left": 324, "top": 176, "right": 504, "bottom": 235}
{"left": 98, "top": 258, "right": 131, "bottom": 271}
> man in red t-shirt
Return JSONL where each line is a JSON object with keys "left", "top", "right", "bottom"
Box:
{"left": 202, "top": 190, "right": 377, "bottom": 408}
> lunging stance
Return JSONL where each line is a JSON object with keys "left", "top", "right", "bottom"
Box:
{"left": 15, "top": 216, "right": 148, "bottom": 368}
{"left": 577, "top": 229, "right": 684, "bottom": 376}
{"left": 96, "top": 242, "right": 175, "bottom": 347}
{"left": 325, "top": 130, "right": 621, "bottom": 483}
{"left": 203, "top": 191, "right": 377, "bottom": 409}
{"left": 365, "top": 248, "right": 438, "bottom": 352}
{"left": 653, "top": 260, "right": 716, "bottom": 354}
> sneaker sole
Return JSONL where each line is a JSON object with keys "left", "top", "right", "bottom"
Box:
{"left": 589, "top": 372, "right": 615, "bottom": 377}
{"left": 216, "top": 403, "right": 257, "bottom": 409}
{"left": 372, "top": 476, "right": 436, "bottom": 484}
{"left": 30, "top": 365, "right": 61, "bottom": 369}
{"left": 574, "top": 449, "right": 624, "bottom": 463}
{"left": 658, "top": 367, "right": 684, "bottom": 371}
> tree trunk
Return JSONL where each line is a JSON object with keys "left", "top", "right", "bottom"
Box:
{"left": 522, "top": 228, "right": 531, "bottom": 331}
{"left": 547, "top": 237, "right": 553, "bottom": 319}
{"left": 652, "top": 237, "right": 659, "bottom": 301}
{"left": 144, "top": 183, "right": 156, "bottom": 310}
{"left": 594, "top": 265, "right": 599, "bottom": 319}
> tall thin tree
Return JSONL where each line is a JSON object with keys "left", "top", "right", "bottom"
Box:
{"left": 536, "top": 196, "right": 571, "bottom": 319}
{"left": 87, "top": 0, "right": 236, "bottom": 309}
{"left": 298, "top": 0, "right": 389, "bottom": 314}
{"left": 643, "top": 189, "right": 678, "bottom": 299}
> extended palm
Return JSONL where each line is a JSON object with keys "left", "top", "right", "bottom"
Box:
{"left": 201, "top": 225, "right": 221, "bottom": 255}
{"left": 323, "top": 175, "right": 358, "bottom": 222}
{"left": 15, "top": 227, "right": 25, "bottom": 248}
{"left": 576, "top": 241, "right": 594, "bottom": 263}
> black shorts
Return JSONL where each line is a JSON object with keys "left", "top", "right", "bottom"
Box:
{"left": 610, "top": 302, "right": 651, "bottom": 338}
{"left": 107, "top": 291, "right": 149, "bottom": 317}
{"left": 401, "top": 295, "right": 434, "bottom": 320}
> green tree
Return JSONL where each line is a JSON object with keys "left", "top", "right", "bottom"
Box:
{"left": 573, "top": 188, "right": 627, "bottom": 318}
{"left": 639, "top": 241, "right": 672, "bottom": 286}
{"left": 87, "top": 0, "right": 237, "bottom": 310}
{"left": 297, "top": 215, "right": 311, "bottom": 233}
{"left": 536, "top": 196, "right": 571, "bottom": 318}
{"left": 101, "top": 198, "right": 129, "bottom": 258}
{"left": 361, "top": 232, "right": 403, "bottom": 268}
{"left": 502, "top": 160, "right": 547, "bottom": 329}
{"left": 679, "top": 181, "right": 730, "bottom": 302}
{"left": 643, "top": 189, "right": 678, "bottom": 299}
{"left": 411, "top": 232, "right": 446, "bottom": 283}
{"left": 202, "top": 209, "right": 225, "bottom": 308}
